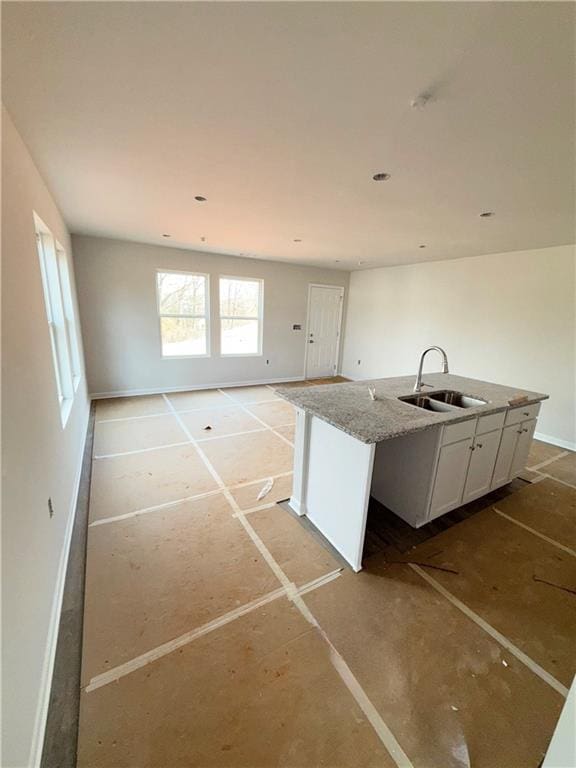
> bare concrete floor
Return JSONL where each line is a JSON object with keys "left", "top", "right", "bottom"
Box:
{"left": 77, "top": 385, "right": 576, "bottom": 768}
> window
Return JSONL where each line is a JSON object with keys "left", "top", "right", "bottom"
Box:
{"left": 219, "top": 277, "right": 263, "bottom": 356}
{"left": 57, "top": 245, "right": 81, "bottom": 390}
{"left": 34, "top": 214, "right": 81, "bottom": 426}
{"left": 157, "top": 271, "right": 209, "bottom": 357}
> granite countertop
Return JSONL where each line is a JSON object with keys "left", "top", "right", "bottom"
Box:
{"left": 277, "top": 374, "right": 548, "bottom": 444}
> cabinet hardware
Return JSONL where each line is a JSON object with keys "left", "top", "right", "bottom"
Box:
{"left": 469, "top": 445, "right": 475, "bottom": 451}
{"left": 522, "top": 428, "right": 529, "bottom": 433}
{"left": 517, "top": 429, "right": 523, "bottom": 434}
{"left": 523, "top": 412, "right": 530, "bottom": 416}
{"left": 477, "top": 443, "right": 483, "bottom": 448}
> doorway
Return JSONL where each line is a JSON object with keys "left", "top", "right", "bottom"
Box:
{"left": 305, "top": 284, "right": 344, "bottom": 379}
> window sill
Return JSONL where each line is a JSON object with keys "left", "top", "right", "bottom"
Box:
{"left": 220, "top": 353, "right": 263, "bottom": 358}
{"left": 161, "top": 353, "right": 211, "bottom": 360}
{"left": 60, "top": 397, "right": 73, "bottom": 429}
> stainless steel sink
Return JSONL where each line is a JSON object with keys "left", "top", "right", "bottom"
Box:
{"left": 398, "top": 394, "right": 457, "bottom": 413}
{"left": 428, "top": 390, "right": 487, "bottom": 408}
{"left": 399, "top": 390, "right": 488, "bottom": 412}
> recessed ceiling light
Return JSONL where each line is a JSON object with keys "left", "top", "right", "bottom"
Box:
{"left": 479, "top": 211, "right": 494, "bottom": 217}
{"left": 194, "top": 195, "right": 207, "bottom": 202}
{"left": 372, "top": 172, "right": 391, "bottom": 181}
{"left": 293, "top": 238, "right": 302, "bottom": 243}
{"left": 162, "top": 233, "right": 171, "bottom": 238}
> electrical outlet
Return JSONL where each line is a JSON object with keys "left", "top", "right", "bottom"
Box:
{"left": 48, "top": 497, "right": 54, "bottom": 519}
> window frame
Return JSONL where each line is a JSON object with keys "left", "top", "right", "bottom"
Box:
{"left": 218, "top": 275, "right": 264, "bottom": 357}
{"left": 156, "top": 268, "right": 211, "bottom": 359}
{"left": 34, "top": 213, "right": 79, "bottom": 427}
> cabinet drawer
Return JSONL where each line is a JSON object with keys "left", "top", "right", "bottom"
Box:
{"left": 442, "top": 419, "right": 476, "bottom": 445}
{"left": 476, "top": 411, "right": 506, "bottom": 435}
{"left": 505, "top": 402, "right": 541, "bottom": 426}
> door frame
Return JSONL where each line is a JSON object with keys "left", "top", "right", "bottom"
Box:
{"left": 303, "top": 283, "right": 345, "bottom": 379}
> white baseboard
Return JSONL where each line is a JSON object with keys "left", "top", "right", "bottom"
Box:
{"left": 28, "top": 411, "right": 89, "bottom": 768}
{"left": 90, "top": 376, "right": 305, "bottom": 400}
{"left": 534, "top": 431, "right": 576, "bottom": 452}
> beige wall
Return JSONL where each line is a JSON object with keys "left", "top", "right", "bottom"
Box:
{"left": 342, "top": 245, "right": 576, "bottom": 448}
{"left": 1, "top": 108, "right": 90, "bottom": 767}
{"left": 72, "top": 235, "right": 349, "bottom": 396}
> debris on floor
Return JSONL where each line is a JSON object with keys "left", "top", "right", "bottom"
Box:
{"left": 257, "top": 477, "right": 274, "bottom": 501}
{"left": 533, "top": 575, "right": 576, "bottom": 596}
{"left": 385, "top": 553, "right": 460, "bottom": 575}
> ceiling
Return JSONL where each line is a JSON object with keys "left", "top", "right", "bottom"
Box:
{"left": 3, "top": 2, "right": 575, "bottom": 271}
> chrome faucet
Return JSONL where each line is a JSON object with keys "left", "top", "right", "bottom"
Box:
{"left": 414, "top": 346, "right": 449, "bottom": 392}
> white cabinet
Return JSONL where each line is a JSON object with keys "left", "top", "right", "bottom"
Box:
{"left": 462, "top": 430, "right": 501, "bottom": 503}
{"left": 370, "top": 403, "right": 541, "bottom": 529}
{"left": 510, "top": 418, "right": 537, "bottom": 478}
{"left": 429, "top": 437, "right": 473, "bottom": 520}
{"left": 492, "top": 418, "right": 537, "bottom": 489}
{"left": 491, "top": 424, "right": 518, "bottom": 489}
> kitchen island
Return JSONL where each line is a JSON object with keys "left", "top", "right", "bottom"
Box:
{"left": 278, "top": 373, "right": 548, "bottom": 571}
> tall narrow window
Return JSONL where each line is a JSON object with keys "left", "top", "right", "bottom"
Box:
{"left": 157, "top": 271, "right": 209, "bottom": 357}
{"left": 34, "top": 213, "right": 79, "bottom": 426}
{"left": 219, "top": 277, "right": 263, "bottom": 356}
{"left": 56, "top": 245, "right": 81, "bottom": 390}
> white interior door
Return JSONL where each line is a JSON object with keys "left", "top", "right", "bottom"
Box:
{"left": 305, "top": 285, "right": 344, "bottom": 379}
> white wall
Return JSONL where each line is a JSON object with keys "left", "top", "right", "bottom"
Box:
{"left": 342, "top": 245, "right": 576, "bottom": 448}
{"left": 2, "top": 108, "right": 90, "bottom": 767}
{"left": 72, "top": 235, "right": 349, "bottom": 396}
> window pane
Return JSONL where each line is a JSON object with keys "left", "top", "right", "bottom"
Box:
{"left": 36, "top": 227, "right": 74, "bottom": 418}
{"left": 221, "top": 318, "right": 259, "bottom": 355}
{"left": 220, "top": 278, "right": 260, "bottom": 317}
{"left": 158, "top": 272, "right": 205, "bottom": 315}
{"left": 161, "top": 317, "right": 207, "bottom": 356}
{"left": 57, "top": 250, "right": 81, "bottom": 384}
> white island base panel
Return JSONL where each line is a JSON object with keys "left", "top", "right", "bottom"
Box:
{"left": 289, "top": 408, "right": 375, "bottom": 571}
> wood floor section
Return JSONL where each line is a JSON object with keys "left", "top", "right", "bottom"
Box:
{"left": 77, "top": 396, "right": 575, "bottom": 768}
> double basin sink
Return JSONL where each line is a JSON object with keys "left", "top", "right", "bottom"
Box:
{"left": 399, "top": 390, "right": 488, "bottom": 413}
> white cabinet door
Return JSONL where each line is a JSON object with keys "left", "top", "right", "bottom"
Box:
{"left": 491, "top": 424, "right": 519, "bottom": 489}
{"left": 462, "top": 430, "right": 501, "bottom": 503}
{"left": 429, "top": 438, "right": 473, "bottom": 521}
{"left": 510, "top": 419, "right": 537, "bottom": 478}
